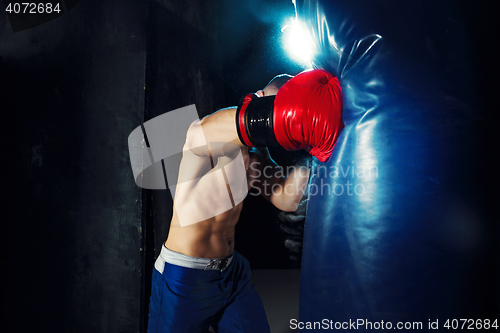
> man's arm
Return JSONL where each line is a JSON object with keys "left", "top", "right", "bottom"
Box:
{"left": 186, "top": 107, "right": 243, "bottom": 157}
{"left": 187, "top": 108, "right": 311, "bottom": 212}
{"left": 172, "top": 116, "right": 245, "bottom": 227}
{"left": 249, "top": 148, "right": 310, "bottom": 212}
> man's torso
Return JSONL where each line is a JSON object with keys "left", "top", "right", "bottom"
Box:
{"left": 165, "top": 146, "right": 262, "bottom": 258}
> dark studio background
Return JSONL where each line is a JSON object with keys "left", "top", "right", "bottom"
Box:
{"left": 2, "top": 0, "right": 306, "bottom": 332}
{"left": 3, "top": 1, "right": 499, "bottom": 332}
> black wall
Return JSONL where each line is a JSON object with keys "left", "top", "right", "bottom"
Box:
{"left": 3, "top": 0, "right": 147, "bottom": 332}
{"left": 3, "top": 0, "right": 303, "bottom": 332}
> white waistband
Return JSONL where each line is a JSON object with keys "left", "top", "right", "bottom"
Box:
{"left": 154, "top": 245, "right": 233, "bottom": 273}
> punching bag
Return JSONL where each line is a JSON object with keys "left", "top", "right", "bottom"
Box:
{"left": 298, "top": 0, "right": 498, "bottom": 329}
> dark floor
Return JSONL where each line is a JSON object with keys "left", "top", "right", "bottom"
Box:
{"left": 252, "top": 269, "right": 300, "bottom": 333}
{"left": 207, "top": 269, "right": 300, "bottom": 332}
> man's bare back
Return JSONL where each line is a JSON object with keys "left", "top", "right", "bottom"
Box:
{"left": 147, "top": 70, "right": 341, "bottom": 332}
{"left": 163, "top": 76, "right": 311, "bottom": 260}
{"left": 165, "top": 145, "right": 264, "bottom": 258}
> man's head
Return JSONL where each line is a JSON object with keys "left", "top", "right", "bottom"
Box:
{"left": 256, "top": 74, "right": 294, "bottom": 97}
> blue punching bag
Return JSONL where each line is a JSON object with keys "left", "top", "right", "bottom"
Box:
{"left": 298, "top": 0, "right": 498, "bottom": 329}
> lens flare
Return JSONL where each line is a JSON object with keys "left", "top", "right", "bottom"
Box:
{"left": 284, "top": 18, "right": 312, "bottom": 64}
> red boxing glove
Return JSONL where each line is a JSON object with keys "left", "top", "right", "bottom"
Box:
{"left": 273, "top": 69, "right": 344, "bottom": 162}
{"left": 236, "top": 69, "right": 344, "bottom": 163}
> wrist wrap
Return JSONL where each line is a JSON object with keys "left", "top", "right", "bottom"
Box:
{"left": 235, "top": 93, "right": 279, "bottom": 148}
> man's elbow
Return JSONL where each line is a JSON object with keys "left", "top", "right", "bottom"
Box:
{"left": 184, "top": 121, "right": 208, "bottom": 154}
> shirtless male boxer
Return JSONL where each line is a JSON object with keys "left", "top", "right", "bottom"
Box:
{"left": 147, "top": 69, "right": 344, "bottom": 333}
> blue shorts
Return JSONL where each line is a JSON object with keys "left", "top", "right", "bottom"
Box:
{"left": 147, "top": 246, "right": 270, "bottom": 333}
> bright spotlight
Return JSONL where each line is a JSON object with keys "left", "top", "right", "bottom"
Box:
{"left": 283, "top": 18, "right": 313, "bottom": 64}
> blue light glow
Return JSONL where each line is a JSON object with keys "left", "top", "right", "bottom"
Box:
{"left": 283, "top": 18, "right": 313, "bottom": 65}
